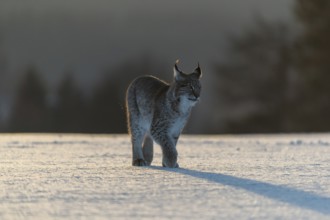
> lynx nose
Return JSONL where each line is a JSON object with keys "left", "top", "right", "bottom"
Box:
{"left": 193, "top": 92, "right": 199, "bottom": 99}
{"left": 189, "top": 93, "right": 199, "bottom": 102}
{"left": 190, "top": 85, "right": 200, "bottom": 99}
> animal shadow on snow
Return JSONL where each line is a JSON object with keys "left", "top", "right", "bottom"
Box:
{"left": 150, "top": 166, "right": 330, "bottom": 215}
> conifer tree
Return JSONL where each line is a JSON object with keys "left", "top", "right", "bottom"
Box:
{"left": 215, "top": 19, "right": 293, "bottom": 133}
{"left": 294, "top": 0, "right": 330, "bottom": 131}
{"left": 53, "top": 73, "right": 86, "bottom": 132}
{"left": 9, "top": 67, "right": 49, "bottom": 132}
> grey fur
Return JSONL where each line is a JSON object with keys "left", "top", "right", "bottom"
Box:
{"left": 126, "top": 61, "right": 202, "bottom": 168}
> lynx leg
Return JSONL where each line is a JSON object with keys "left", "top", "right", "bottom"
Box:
{"left": 162, "top": 147, "right": 179, "bottom": 168}
{"left": 130, "top": 124, "right": 147, "bottom": 166}
{"left": 154, "top": 135, "right": 178, "bottom": 168}
{"left": 143, "top": 135, "right": 153, "bottom": 166}
{"left": 127, "top": 99, "right": 147, "bottom": 166}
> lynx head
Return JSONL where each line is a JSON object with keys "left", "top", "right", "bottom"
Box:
{"left": 172, "top": 60, "right": 202, "bottom": 104}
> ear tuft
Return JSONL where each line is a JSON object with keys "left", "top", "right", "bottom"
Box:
{"left": 174, "top": 59, "right": 180, "bottom": 73}
{"left": 193, "top": 62, "right": 202, "bottom": 79}
{"left": 174, "top": 59, "right": 185, "bottom": 81}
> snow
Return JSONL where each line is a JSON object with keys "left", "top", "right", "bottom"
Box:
{"left": 1, "top": 133, "right": 330, "bottom": 219}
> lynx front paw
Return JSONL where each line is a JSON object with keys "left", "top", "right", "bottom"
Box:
{"left": 132, "top": 159, "right": 148, "bottom": 166}
{"left": 162, "top": 150, "right": 178, "bottom": 168}
{"left": 162, "top": 162, "right": 179, "bottom": 168}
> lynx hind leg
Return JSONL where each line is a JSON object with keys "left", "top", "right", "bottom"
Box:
{"left": 127, "top": 92, "right": 148, "bottom": 166}
{"left": 143, "top": 135, "right": 153, "bottom": 166}
{"left": 130, "top": 127, "right": 148, "bottom": 166}
{"left": 128, "top": 114, "right": 148, "bottom": 166}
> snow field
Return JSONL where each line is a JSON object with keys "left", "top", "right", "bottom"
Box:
{"left": 0, "top": 134, "right": 330, "bottom": 219}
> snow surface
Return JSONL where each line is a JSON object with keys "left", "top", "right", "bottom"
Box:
{"left": 1, "top": 133, "right": 330, "bottom": 219}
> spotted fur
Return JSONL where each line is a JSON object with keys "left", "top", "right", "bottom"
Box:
{"left": 126, "top": 61, "right": 202, "bottom": 168}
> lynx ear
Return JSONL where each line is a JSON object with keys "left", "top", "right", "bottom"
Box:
{"left": 193, "top": 62, "right": 202, "bottom": 79}
{"left": 174, "top": 60, "right": 186, "bottom": 81}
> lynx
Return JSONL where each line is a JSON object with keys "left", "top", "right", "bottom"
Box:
{"left": 126, "top": 61, "right": 202, "bottom": 168}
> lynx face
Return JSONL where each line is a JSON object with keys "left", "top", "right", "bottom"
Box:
{"left": 176, "top": 78, "right": 201, "bottom": 103}
{"left": 174, "top": 62, "right": 202, "bottom": 104}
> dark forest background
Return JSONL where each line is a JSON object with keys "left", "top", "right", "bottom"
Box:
{"left": 1, "top": 0, "right": 330, "bottom": 134}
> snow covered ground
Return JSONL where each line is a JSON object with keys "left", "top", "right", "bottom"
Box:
{"left": 1, "top": 133, "right": 330, "bottom": 219}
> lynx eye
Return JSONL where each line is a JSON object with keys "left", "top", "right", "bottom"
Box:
{"left": 190, "top": 85, "right": 195, "bottom": 92}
